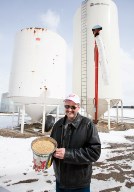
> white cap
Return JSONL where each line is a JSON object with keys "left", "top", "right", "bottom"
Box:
{"left": 64, "top": 93, "right": 80, "bottom": 104}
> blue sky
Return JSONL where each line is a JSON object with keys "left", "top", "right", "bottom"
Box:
{"left": 0, "top": 0, "right": 134, "bottom": 105}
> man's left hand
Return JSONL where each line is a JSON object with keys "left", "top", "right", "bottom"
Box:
{"left": 53, "top": 148, "right": 65, "bottom": 159}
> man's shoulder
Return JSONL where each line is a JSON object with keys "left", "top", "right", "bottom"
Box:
{"left": 80, "top": 114, "right": 92, "bottom": 124}
{"left": 54, "top": 116, "right": 65, "bottom": 126}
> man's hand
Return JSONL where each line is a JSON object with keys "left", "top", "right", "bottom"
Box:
{"left": 53, "top": 148, "right": 65, "bottom": 159}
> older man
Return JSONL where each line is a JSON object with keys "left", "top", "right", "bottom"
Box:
{"left": 51, "top": 93, "right": 101, "bottom": 192}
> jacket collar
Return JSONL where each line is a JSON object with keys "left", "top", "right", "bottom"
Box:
{"left": 60, "top": 113, "right": 83, "bottom": 129}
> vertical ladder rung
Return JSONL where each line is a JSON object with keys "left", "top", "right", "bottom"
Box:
{"left": 81, "top": 0, "right": 88, "bottom": 113}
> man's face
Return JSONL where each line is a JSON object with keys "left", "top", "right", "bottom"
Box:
{"left": 64, "top": 100, "right": 80, "bottom": 121}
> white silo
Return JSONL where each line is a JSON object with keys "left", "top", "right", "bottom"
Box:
{"left": 9, "top": 28, "right": 67, "bottom": 123}
{"left": 73, "top": 0, "right": 122, "bottom": 122}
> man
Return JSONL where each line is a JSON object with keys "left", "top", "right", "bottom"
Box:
{"left": 51, "top": 93, "right": 101, "bottom": 192}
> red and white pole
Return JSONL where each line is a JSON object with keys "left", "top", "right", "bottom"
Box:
{"left": 94, "top": 40, "right": 99, "bottom": 124}
{"left": 92, "top": 25, "right": 102, "bottom": 124}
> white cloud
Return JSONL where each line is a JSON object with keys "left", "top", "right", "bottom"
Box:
{"left": 41, "top": 9, "right": 60, "bottom": 32}
{"left": 120, "top": 48, "right": 134, "bottom": 105}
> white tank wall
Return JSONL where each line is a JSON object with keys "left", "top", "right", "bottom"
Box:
{"left": 9, "top": 28, "right": 67, "bottom": 121}
{"left": 73, "top": 0, "right": 122, "bottom": 118}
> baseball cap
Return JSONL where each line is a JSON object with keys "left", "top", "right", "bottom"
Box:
{"left": 64, "top": 93, "right": 80, "bottom": 104}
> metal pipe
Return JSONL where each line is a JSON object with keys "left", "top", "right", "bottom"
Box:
{"left": 116, "top": 103, "right": 119, "bottom": 123}
{"left": 11, "top": 103, "right": 15, "bottom": 130}
{"left": 108, "top": 99, "right": 110, "bottom": 130}
{"left": 21, "top": 104, "right": 25, "bottom": 133}
{"left": 42, "top": 103, "right": 46, "bottom": 134}
{"left": 121, "top": 100, "right": 123, "bottom": 123}
{"left": 92, "top": 25, "right": 102, "bottom": 124}
{"left": 42, "top": 86, "right": 47, "bottom": 133}
{"left": 94, "top": 40, "right": 99, "bottom": 124}
{"left": 56, "top": 105, "right": 60, "bottom": 121}
{"left": 17, "top": 106, "right": 20, "bottom": 126}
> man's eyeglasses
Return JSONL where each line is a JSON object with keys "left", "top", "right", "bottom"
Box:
{"left": 64, "top": 105, "right": 77, "bottom": 110}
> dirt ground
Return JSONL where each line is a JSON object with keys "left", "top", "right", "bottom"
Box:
{"left": 0, "top": 120, "right": 134, "bottom": 138}
{"left": 95, "top": 121, "right": 134, "bottom": 191}
{"left": 0, "top": 121, "right": 134, "bottom": 192}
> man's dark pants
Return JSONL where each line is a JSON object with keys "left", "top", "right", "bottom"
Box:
{"left": 56, "top": 181, "right": 90, "bottom": 192}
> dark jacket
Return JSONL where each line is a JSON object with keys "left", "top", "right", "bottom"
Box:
{"left": 50, "top": 113, "right": 101, "bottom": 189}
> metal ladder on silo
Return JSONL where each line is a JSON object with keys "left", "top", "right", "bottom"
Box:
{"left": 81, "top": 0, "right": 88, "bottom": 115}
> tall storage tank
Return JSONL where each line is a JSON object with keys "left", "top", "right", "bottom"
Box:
{"left": 9, "top": 28, "right": 67, "bottom": 122}
{"left": 73, "top": 0, "right": 122, "bottom": 120}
